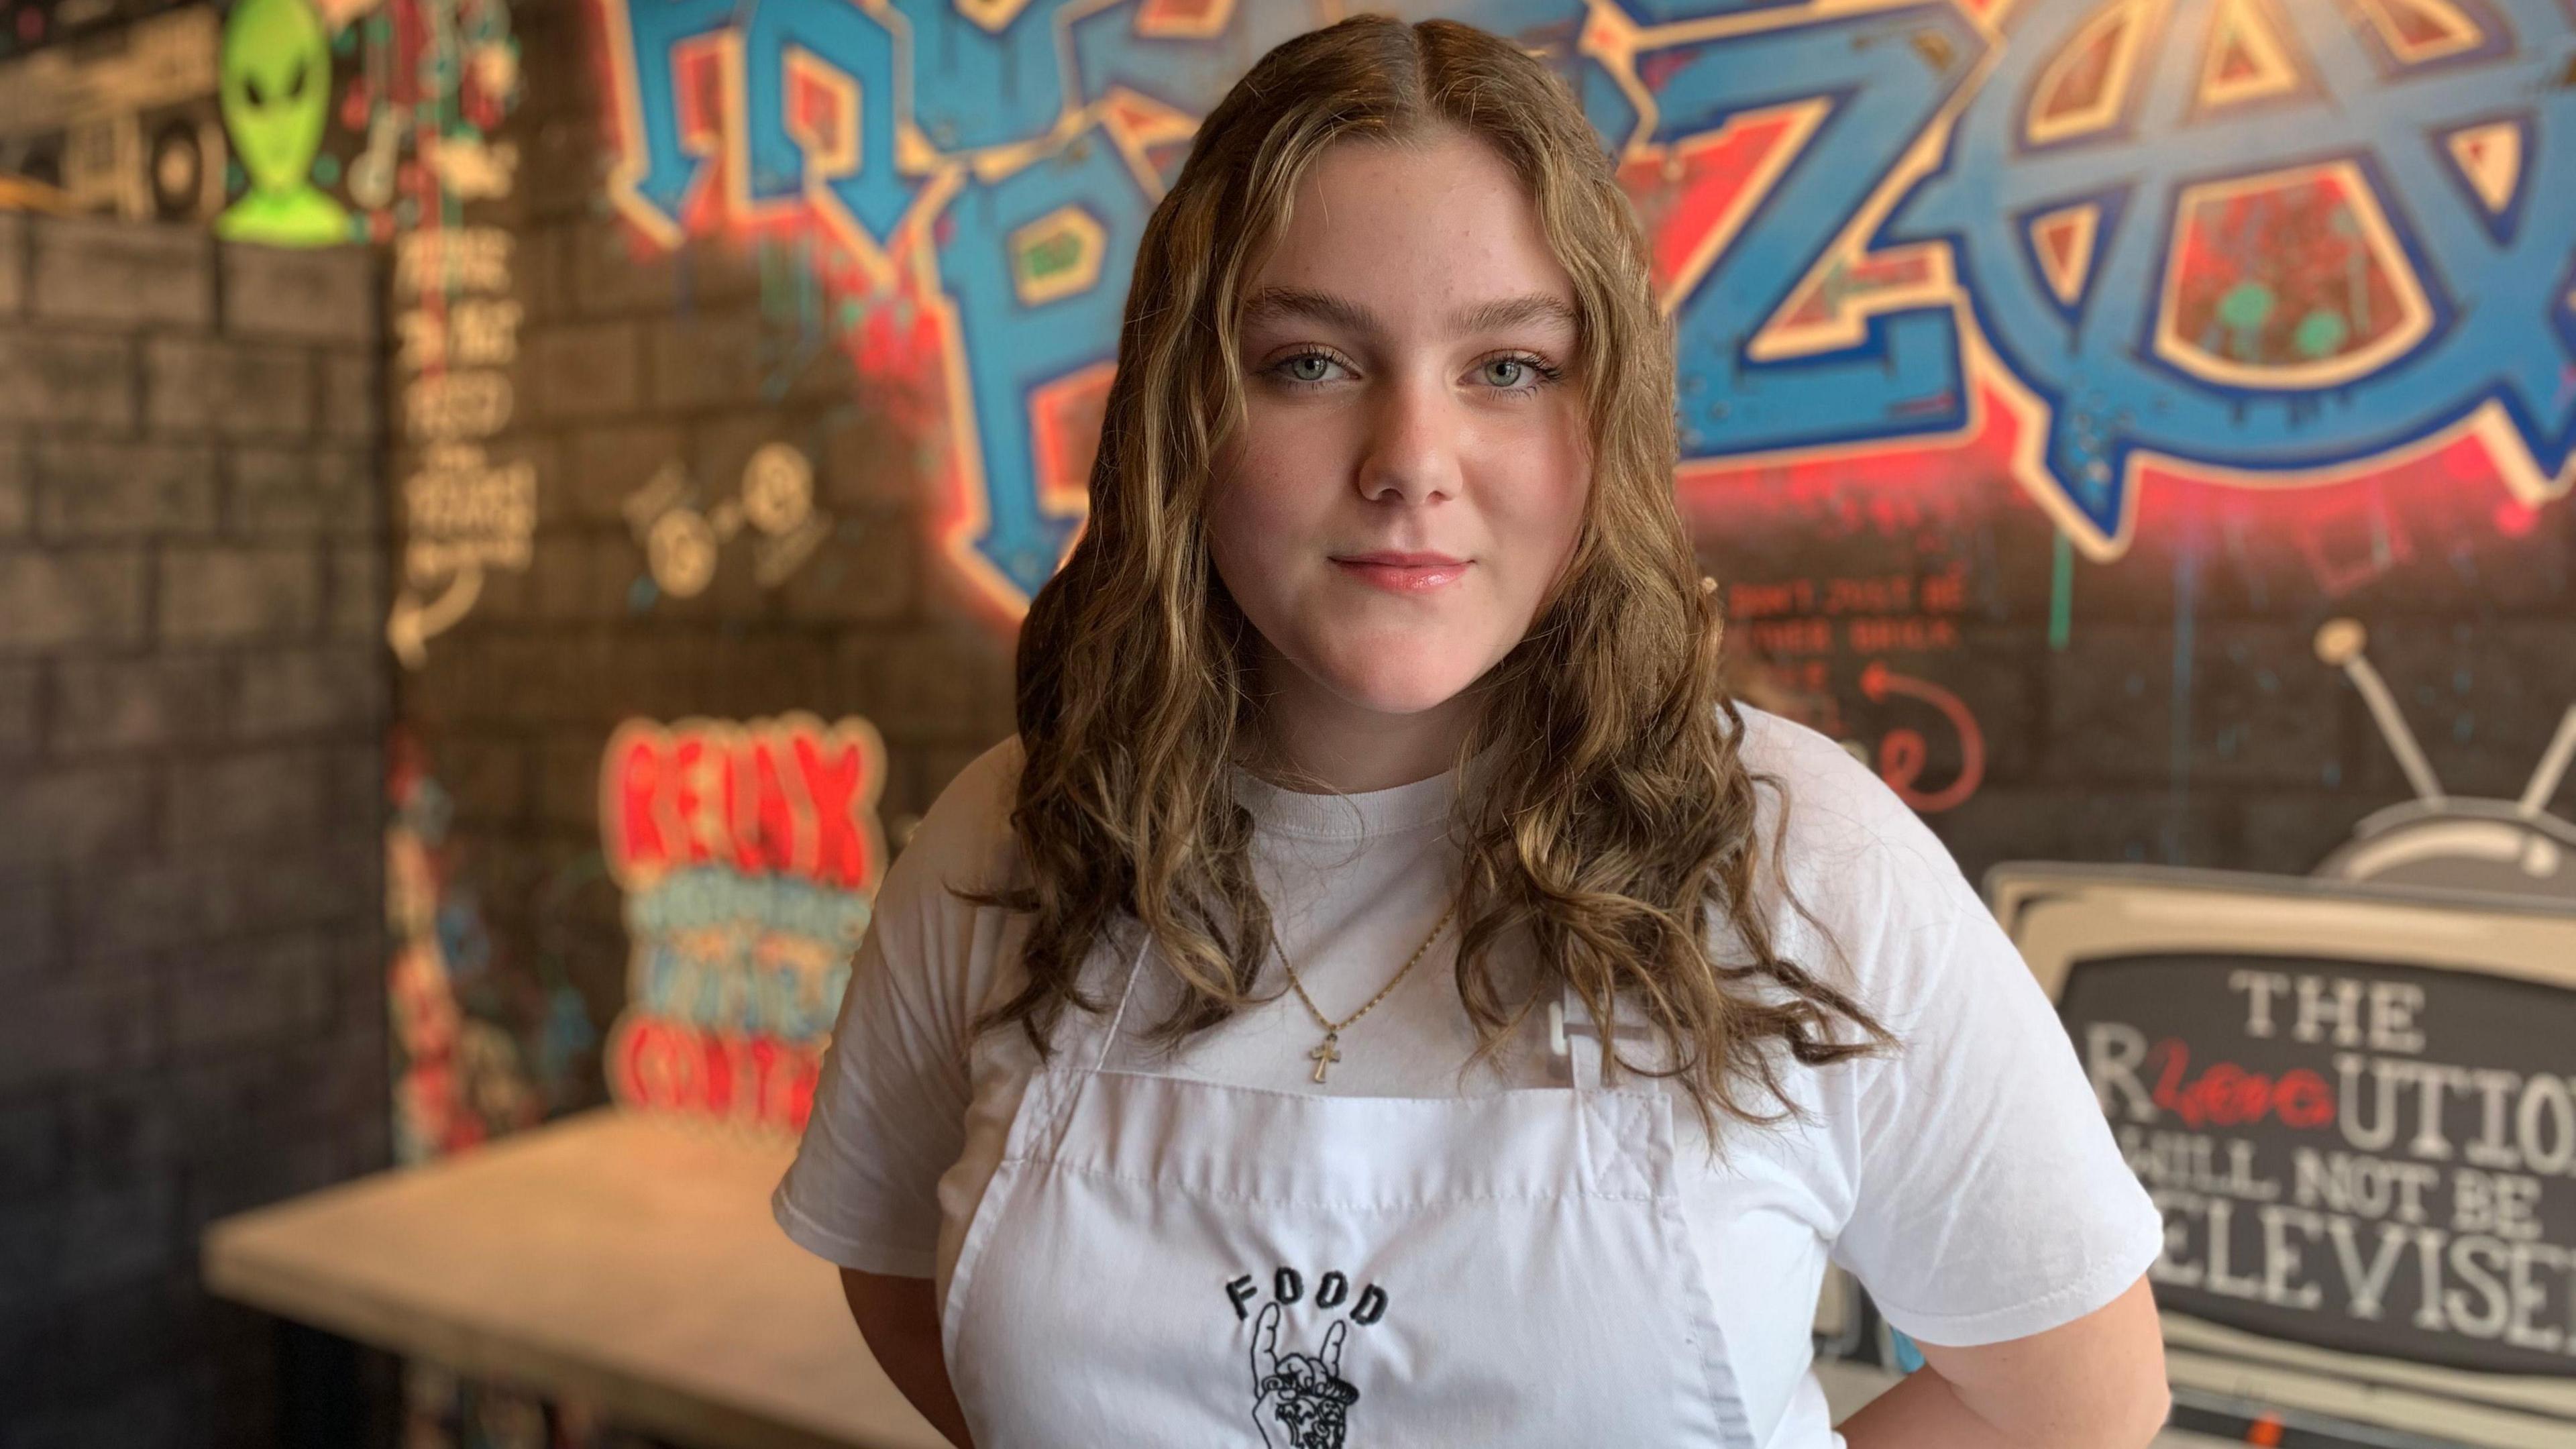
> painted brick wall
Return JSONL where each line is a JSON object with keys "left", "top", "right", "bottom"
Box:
{"left": 404, "top": 0, "right": 2576, "bottom": 1124}
{"left": 0, "top": 211, "right": 391, "bottom": 1445}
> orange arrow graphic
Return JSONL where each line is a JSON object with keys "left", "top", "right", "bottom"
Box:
{"left": 1860, "top": 660, "right": 1986, "bottom": 814}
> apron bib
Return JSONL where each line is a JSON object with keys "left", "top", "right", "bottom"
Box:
{"left": 940, "top": 932, "right": 1754, "bottom": 1449}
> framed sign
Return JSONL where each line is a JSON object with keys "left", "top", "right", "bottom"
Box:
{"left": 1990, "top": 863, "right": 2576, "bottom": 1448}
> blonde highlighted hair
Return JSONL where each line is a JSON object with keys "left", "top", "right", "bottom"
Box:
{"left": 961, "top": 13, "right": 1890, "bottom": 1146}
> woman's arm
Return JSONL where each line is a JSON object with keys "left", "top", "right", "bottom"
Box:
{"left": 837, "top": 1267, "right": 976, "bottom": 1449}
{"left": 1837, "top": 1275, "right": 2170, "bottom": 1449}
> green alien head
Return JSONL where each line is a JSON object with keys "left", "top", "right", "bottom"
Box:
{"left": 217, "top": 0, "right": 351, "bottom": 246}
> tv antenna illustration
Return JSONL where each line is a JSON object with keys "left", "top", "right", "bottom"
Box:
{"left": 2312, "top": 619, "right": 2576, "bottom": 902}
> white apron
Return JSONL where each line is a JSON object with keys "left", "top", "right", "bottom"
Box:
{"left": 938, "top": 930, "right": 1755, "bottom": 1448}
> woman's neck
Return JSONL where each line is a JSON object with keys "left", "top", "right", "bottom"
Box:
{"left": 1242, "top": 655, "right": 1486, "bottom": 796}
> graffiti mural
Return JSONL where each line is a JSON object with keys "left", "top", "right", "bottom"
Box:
{"left": 598, "top": 712, "right": 889, "bottom": 1136}
{"left": 218, "top": 0, "right": 347, "bottom": 241}
{"left": 217, "top": 0, "right": 523, "bottom": 245}
{"left": 359, "top": 0, "right": 530, "bottom": 663}
{"left": 1, "top": 0, "right": 523, "bottom": 232}
{"left": 1726, "top": 562, "right": 1990, "bottom": 810}
{"left": 592, "top": 0, "right": 2573, "bottom": 614}
{"left": 386, "top": 727, "right": 600, "bottom": 1163}
{"left": 621, "top": 441, "right": 837, "bottom": 602}
{"left": 390, "top": 220, "right": 533, "bottom": 665}
{"left": 1876, "top": 0, "right": 2570, "bottom": 545}
{"left": 0, "top": 6, "right": 226, "bottom": 219}
{"left": 2312, "top": 617, "right": 2576, "bottom": 901}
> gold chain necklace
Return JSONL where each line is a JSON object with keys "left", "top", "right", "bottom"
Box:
{"left": 1279, "top": 898, "right": 1458, "bottom": 1083}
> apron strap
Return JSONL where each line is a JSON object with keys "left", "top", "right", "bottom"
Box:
{"left": 1004, "top": 926, "right": 1152, "bottom": 1170}
{"left": 1081, "top": 924, "right": 1155, "bottom": 1071}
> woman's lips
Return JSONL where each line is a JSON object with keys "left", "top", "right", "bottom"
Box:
{"left": 1330, "top": 558, "right": 1470, "bottom": 592}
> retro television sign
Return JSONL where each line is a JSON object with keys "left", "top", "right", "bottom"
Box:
{"left": 1991, "top": 863, "right": 2576, "bottom": 1448}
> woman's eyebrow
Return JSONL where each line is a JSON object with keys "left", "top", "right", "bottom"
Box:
{"left": 1451, "top": 293, "right": 1576, "bottom": 336}
{"left": 1242, "top": 286, "right": 1576, "bottom": 338}
{"left": 1242, "top": 286, "right": 1382, "bottom": 336}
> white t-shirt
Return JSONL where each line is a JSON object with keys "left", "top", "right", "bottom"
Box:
{"left": 773, "top": 707, "right": 2162, "bottom": 1447}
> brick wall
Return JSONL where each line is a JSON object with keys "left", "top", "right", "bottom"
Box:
{"left": 0, "top": 211, "right": 390, "bottom": 1444}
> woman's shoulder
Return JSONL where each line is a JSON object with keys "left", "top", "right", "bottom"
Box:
{"left": 1722, "top": 704, "right": 1988, "bottom": 979}
{"left": 859, "top": 736, "right": 1034, "bottom": 1022}
{"left": 1730, "top": 706, "right": 1960, "bottom": 879}
{"left": 882, "top": 733, "right": 1028, "bottom": 904}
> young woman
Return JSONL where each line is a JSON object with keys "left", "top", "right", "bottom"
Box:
{"left": 774, "top": 15, "right": 2169, "bottom": 1448}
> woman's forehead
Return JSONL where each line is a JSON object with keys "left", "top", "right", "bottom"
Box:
{"left": 1240, "top": 141, "right": 1577, "bottom": 333}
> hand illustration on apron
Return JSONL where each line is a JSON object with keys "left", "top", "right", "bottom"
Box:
{"left": 938, "top": 929, "right": 1756, "bottom": 1448}
{"left": 1250, "top": 1301, "right": 1355, "bottom": 1448}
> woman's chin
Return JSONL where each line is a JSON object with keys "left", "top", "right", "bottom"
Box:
{"left": 1317, "top": 665, "right": 1487, "bottom": 719}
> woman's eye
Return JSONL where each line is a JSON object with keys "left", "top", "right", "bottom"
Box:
{"left": 1266, "top": 351, "right": 1350, "bottom": 389}
{"left": 1266, "top": 350, "right": 1556, "bottom": 392}
{"left": 1478, "top": 354, "right": 1560, "bottom": 393}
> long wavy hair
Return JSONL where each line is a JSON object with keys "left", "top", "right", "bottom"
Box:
{"left": 959, "top": 13, "right": 1891, "bottom": 1145}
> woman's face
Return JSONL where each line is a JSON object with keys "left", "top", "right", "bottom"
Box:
{"left": 1208, "top": 125, "right": 1591, "bottom": 748}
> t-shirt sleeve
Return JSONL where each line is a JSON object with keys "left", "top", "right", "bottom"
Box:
{"left": 769, "top": 743, "right": 1014, "bottom": 1278}
{"left": 1829, "top": 896, "right": 2164, "bottom": 1346}
{"left": 1775, "top": 732, "right": 2161, "bottom": 1346}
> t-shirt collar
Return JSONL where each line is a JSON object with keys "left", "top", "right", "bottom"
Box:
{"left": 1226, "top": 741, "right": 1501, "bottom": 840}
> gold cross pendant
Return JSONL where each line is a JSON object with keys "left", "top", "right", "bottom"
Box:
{"left": 1307, "top": 1030, "right": 1342, "bottom": 1084}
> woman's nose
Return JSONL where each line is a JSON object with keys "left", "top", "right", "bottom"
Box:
{"left": 1354, "top": 370, "right": 1464, "bottom": 506}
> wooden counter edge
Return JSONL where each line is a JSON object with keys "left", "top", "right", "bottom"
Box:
{"left": 201, "top": 1181, "right": 906, "bottom": 1449}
